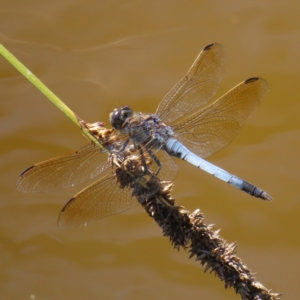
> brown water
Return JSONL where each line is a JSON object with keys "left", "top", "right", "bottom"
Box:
{"left": 0, "top": 1, "right": 299, "bottom": 299}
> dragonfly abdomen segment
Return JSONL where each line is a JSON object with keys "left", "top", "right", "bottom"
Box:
{"left": 166, "top": 138, "right": 272, "bottom": 201}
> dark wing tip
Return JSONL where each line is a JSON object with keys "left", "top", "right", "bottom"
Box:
{"left": 61, "top": 197, "right": 75, "bottom": 212}
{"left": 19, "top": 165, "right": 35, "bottom": 177}
{"left": 203, "top": 43, "right": 216, "bottom": 51}
{"left": 17, "top": 165, "right": 35, "bottom": 192}
{"left": 245, "top": 77, "right": 260, "bottom": 84}
{"left": 244, "top": 77, "right": 269, "bottom": 91}
{"left": 57, "top": 197, "right": 77, "bottom": 229}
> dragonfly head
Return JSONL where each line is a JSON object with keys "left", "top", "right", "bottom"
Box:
{"left": 110, "top": 106, "right": 133, "bottom": 130}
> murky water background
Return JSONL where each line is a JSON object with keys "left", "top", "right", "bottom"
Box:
{"left": 1, "top": 1, "right": 299, "bottom": 299}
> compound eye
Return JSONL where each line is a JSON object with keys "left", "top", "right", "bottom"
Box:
{"left": 109, "top": 106, "right": 133, "bottom": 129}
{"left": 121, "top": 106, "right": 133, "bottom": 119}
{"left": 109, "top": 108, "right": 122, "bottom": 129}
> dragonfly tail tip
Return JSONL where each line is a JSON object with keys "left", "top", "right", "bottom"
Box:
{"left": 262, "top": 192, "right": 273, "bottom": 201}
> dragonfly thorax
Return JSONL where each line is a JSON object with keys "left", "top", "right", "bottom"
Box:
{"left": 130, "top": 114, "right": 174, "bottom": 146}
{"left": 110, "top": 106, "right": 174, "bottom": 146}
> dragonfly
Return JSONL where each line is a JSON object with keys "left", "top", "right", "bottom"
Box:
{"left": 17, "top": 43, "right": 272, "bottom": 228}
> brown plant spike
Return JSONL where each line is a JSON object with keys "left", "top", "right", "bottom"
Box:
{"left": 136, "top": 186, "right": 281, "bottom": 300}
{"left": 87, "top": 122, "right": 281, "bottom": 300}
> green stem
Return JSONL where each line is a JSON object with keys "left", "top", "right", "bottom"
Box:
{"left": 0, "top": 44, "right": 101, "bottom": 146}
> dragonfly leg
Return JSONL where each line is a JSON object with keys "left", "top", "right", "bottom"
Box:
{"left": 146, "top": 147, "right": 162, "bottom": 176}
{"left": 137, "top": 145, "right": 150, "bottom": 176}
{"left": 120, "top": 138, "right": 130, "bottom": 152}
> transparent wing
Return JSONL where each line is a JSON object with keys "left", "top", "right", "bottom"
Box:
{"left": 58, "top": 175, "right": 137, "bottom": 228}
{"left": 143, "top": 146, "right": 179, "bottom": 182}
{"left": 17, "top": 143, "right": 110, "bottom": 192}
{"left": 155, "top": 43, "right": 226, "bottom": 123}
{"left": 154, "top": 149, "right": 178, "bottom": 181}
{"left": 173, "top": 78, "right": 269, "bottom": 158}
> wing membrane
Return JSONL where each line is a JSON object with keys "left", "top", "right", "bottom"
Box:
{"left": 17, "top": 143, "right": 109, "bottom": 192}
{"left": 144, "top": 146, "right": 178, "bottom": 182}
{"left": 156, "top": 43, "right": 226, "bottom": 123}
{"left": 173, "top": 78, "right": 269, "bottom": 158}
{"left": 58, "top": 175, "right": 137, "bottom": 228}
